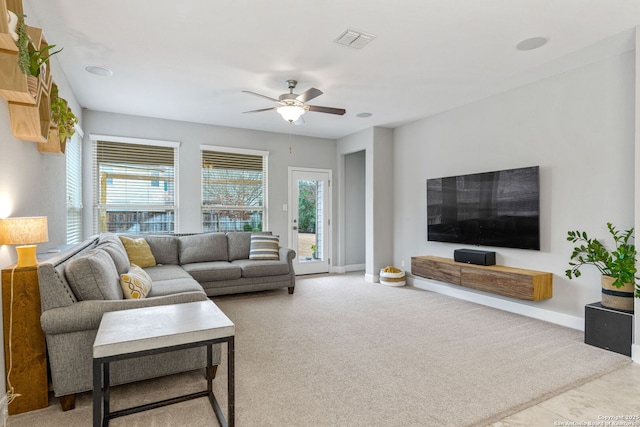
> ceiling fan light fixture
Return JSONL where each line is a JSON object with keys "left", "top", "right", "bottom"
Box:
{"left": 277, "top": 105, "right": 305, "bottom": 122}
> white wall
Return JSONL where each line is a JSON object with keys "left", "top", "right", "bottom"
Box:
{"left": 81, "top": 111, "right": 337, "bottom": 245}
{"left": 0, "top": 1, "right": 82, "bottom": 397}
{"left": 393, "top": 50, "right": 635, "bottom": 327}
{"left": 337, "top": 127, "right": 394, "bottom": 280}
{"left": 344, "top": 150, "right": 365, "bottom": 267}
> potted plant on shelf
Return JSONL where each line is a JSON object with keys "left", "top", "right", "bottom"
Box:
{"left": 310, "top": 244, "right": 317, "bottom": 259}
{"left": 565, "top": 222, "right": 637, "bottom": 312}
{"left": 50, "top": 85, "right": 78, "bottom": 147}
{"left": 14, "top": 14, "right": 62, "bottom": 96}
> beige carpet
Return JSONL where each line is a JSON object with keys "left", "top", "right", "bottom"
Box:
{"left": 9, "top": 272, "right": 630, "bottom": 427}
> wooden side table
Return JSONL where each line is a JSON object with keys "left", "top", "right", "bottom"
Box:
{"left": 1, "top": 265, "right": 48, "bottom": 414}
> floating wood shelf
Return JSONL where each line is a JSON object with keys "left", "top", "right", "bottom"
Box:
{"left": 0, "top": 0, "right": 57, "bottom": 143}
{"left": 9, "top": 80, "right": 50, "bottom": 143}
{"left": 0, "top": 0, "right": 18, "bottom": 52}
{"left": 38, "top": 125, "right": 65, "bottom": 154}
{"left": 0, "top": 49, "right": 35, "bottom": 103}
{"left": 411, "top": 255, "right": 553, "bottom": 301}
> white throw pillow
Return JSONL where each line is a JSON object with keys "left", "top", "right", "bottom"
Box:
{"left": 119, "top": 264, "right": 152, "bottom": 299}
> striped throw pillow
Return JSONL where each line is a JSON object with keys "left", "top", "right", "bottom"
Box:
{"left": 249, "top": 234, "right": 280, "bottom": 260}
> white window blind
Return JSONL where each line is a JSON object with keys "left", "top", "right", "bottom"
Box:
{"left": 66, "top": 128, "right": 83, "bottom": 244}
{"left": 201, "top": 147, "right": 268, "bottom": 232}
{"left": 93, "top": 138, "right": 179, "bottom": 234}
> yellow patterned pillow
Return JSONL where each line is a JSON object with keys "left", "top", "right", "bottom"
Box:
{"left": 119, "top": 264, "right": 152, "bottom": 299}
{"left": 119, "top": 236, "right": 156, "bottom": 268}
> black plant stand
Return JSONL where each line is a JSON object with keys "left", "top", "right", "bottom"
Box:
{"left": 584, "top": 302, "right": 633, "bottom": 357}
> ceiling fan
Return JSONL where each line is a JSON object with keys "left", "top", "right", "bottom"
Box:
{"left": 242, "top": 80, "right": 346, "bottom": 124}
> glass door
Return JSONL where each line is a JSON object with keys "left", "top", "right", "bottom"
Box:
{"left": 289, "top": 168, "right": 331, "bottom": 275}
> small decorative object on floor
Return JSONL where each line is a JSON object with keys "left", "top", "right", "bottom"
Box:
{"left": 380, "top": 266, "right": 406, "bottom": 287}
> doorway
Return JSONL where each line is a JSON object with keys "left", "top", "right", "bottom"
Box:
{"left": 288, "top": 168, "right": 332, "bottom": 275}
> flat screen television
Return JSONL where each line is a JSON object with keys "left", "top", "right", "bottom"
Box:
{"left": 426, "top": 166, "right": 540, "bottom": 250}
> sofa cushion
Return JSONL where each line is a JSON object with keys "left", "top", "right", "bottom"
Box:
{"left": 147, "top": 277, "right": 204, "bottom": 297}
{"left": 98, "top": 233, "right": 131, "bottom": 275}
{"left": 119, "top": 236, "right": 157, "bottom": 268}
{"left": 119, "top": 264, "right": 152, "bottom": 299}
{"left": 178, "top": 233, "right": 228, "bottom": 264}
{"left": 143, "top": 264, "right": 194, "bottom": 282}
{"left": 65, "top": 248, "right": 123, "bottom": 301}
{"left": 249, "top": 234, "right": 280, "bottom": 260}
{"left": 232, "top": 259, "right": 290, "bottom": 278}
{"left": 142, "top": 235, "right": 179, "bottom": 265}
{"left": 181, "top": 262, "right": 242, "bottom": 283}
{"left": 227, "top": 231, "right": 271, "bottom": 261}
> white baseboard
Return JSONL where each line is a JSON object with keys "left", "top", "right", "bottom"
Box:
{"left": 364, "top": 273, "right": 379, "bottom": 283}
{"left": 409, "top": 276, "right": 584, "bottom": 331}
{"left": 332, "top": 264, "right": 366, "bottom": 274}
{"left": 346, "top": 264, "right": 365, "bottom": 272}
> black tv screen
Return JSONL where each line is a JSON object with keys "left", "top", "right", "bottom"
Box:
{"left": 427, "top": 166, "right": 540, "bottom": 250}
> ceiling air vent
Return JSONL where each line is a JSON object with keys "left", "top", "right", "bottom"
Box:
{"left": 334, "top": 28, "right": 376, "bottom": 49}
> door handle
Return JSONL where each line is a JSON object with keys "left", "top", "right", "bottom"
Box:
{"left": 292, "top": 226, "right": 298, "bottom": 230}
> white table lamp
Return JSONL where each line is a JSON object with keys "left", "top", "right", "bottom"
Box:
{"left": 1, "top": 217, "right": 49, "bottom": 267}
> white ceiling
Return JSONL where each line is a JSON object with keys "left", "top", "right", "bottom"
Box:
{"left": 26, "top": 0, "right": 640, "bottom": 140}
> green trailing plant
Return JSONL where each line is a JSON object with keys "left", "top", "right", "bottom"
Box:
{"left": 15, "top": 14, "right": 30, "bottom": 76}
{"left": 565, "top": 222, "right": 638, "bottom": 294}
{"left": 14, "top": 13, "right": 62, "bottom": 78}
{"left": 50, "top": 86, "right": 78, "bottom": 142}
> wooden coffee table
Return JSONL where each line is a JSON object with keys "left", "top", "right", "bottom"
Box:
{"left": 92, "top": 300, "right": 235, "bottom": 427}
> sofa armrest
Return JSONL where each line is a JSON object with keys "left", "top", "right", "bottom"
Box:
{"left": 40, "top": 291, "right": 208, "bottom": 335}
{"left": 279, "top": 246, "right": 296, "bottom": 262}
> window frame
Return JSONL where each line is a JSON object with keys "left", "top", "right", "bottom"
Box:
{"left": 200, "top": 145, "right": 269, "bottom": 233}
{"left": 91, "top": 134, "right": 180, "bottom": 234}
{"left": 66, "top": 125, "right": 84, "bottom": 244}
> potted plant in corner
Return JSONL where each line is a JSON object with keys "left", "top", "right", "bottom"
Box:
{"left": 565, "top": 222, "right": 637, "bottom": 312}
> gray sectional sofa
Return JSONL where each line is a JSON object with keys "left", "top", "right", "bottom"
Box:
{"left": 37, "top": 231, "right": 296, "bottom": 409}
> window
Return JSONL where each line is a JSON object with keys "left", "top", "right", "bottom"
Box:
{"left": 93, "top": 136, "right": 179, "bottom": 234}
{"left": 66, "top": 127, "right": 83, "bottom": 244}
{"left": 201, "top": 146, "right": 268, "bottom": 232}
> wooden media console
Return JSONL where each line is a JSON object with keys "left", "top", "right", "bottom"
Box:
{"left": 411, "top": 255, "right": 552, "bottom": 301}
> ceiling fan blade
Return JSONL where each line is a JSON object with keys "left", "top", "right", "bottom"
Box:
{"left": 306, "top": 105, "right": 346, "bottom": 115}
{"left": 243, "top": 107, "right": 276, "bottom": 113}
{"left": 296, "top": 88, "right": 323, "bottom": 103}
{"left": 242, "top": 90, "right": 279, "bottom": 102}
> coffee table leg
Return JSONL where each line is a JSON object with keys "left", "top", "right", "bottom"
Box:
{"left": 228, "top": 337, "right": 234, "bottom": 427}
{"left": 104, "top": 362, "right": 110, "bottom": 425}
{"left": 93, "top": 358, "right": 101, "bottom": 427}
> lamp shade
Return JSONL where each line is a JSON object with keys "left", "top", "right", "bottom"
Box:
{"left": 277, "top": 105, "right": 305, "bottom": 122}
{"left": 1, "top": 216, "right": 49, "bottom": 245}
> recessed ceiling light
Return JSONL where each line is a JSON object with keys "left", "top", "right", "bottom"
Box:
{"left": 85, "top": 66, "right": 113, "bottom": 76}
{"left": 516, "top": 37, "right": 548, "bottom": 51}
{"left": 356, "top": 112, "right": 372, "bottom": 118}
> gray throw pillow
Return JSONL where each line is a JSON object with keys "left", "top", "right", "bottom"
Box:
{"left": 140, "top": 235, "right": 179, "bottom": 265}
{"left": 227, "top": 231, "right": 271, "bottom": 261}
{"left": 178, "top": 233, "right": 228, "bottom": 264}
{"left": 65, "top": 248, "right": 123, "bottom": 301}
{"left": 98, "top": 233, "right": 131, "bottom": 275}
